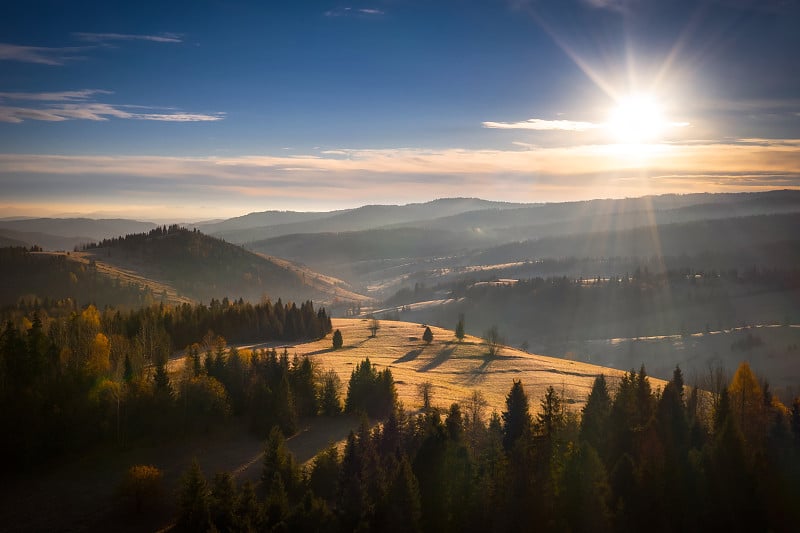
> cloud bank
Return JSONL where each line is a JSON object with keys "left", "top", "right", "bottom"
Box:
{"left": 2, "top": 139, "right": 798, "bottom": 216}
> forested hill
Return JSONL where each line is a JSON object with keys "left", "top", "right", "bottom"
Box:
{"left": 0, "top": 247, "right": 158, "bottom": 309}
{"left": 83, "top": 225, "right": 359, "bottom": 305}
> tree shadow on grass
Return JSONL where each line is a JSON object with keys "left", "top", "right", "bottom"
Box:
{"left": 306, "top": 347, "right": 335, "bottom": 356}
{"left": 418, "top": 346, "right": 455, "bottom": 372}
{"left": 394, "top": 347, "right": 424, "bottom": 364}
{"left": 461, "top": 355, "right": 498, "bottom": 385}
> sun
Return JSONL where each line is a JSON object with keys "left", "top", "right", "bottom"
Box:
{"left": 607, "top": 93, "right": 668, "bottom": 144}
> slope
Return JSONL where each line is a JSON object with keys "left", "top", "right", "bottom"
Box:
{"left": 0, "top": 247, "right": 162, "bottom": 309}
{"left": 82, "top": 225, "right": 368, "bottom": 306}
{"left": 260, "top": 318, "right": 666, "bottom": 413}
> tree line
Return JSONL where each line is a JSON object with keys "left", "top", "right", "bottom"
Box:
{"left": 0, "top": 299, "right": 332, "bottom": 472}
{"left": 174, "top": 361, "right": 800, "bottom": 532}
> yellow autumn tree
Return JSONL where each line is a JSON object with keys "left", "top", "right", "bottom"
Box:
{"left": 87, "top": 332, "right": 111, "bottom": 376}
{"left": 119, "top": 465, "right": 164, "bottom": 514}
{"left": 80, "top": 304, "right": 101, "bottom": 330}
{"left": 728, "top": 361, "right": 766, "bottom": 452}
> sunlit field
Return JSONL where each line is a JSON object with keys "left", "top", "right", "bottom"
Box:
{"left": 169, "top": 318, "right": 665, "bottom": 414}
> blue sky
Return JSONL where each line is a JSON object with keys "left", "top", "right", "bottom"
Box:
{"left": 1, "top": 0, "right": 799, "bottom": 220}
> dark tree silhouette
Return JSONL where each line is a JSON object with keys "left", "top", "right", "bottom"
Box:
{"left": 423, "top": 326, "right": 433, "bottom": 344}
{"left": 502, "top": 379, "right": 531, "bottom": 451}
{"left": 455, "top": 314, "right": 465, "bottom": 341}
{"left": 178, "top": 460, "right": 210, "bottom": 532}
{"left": 332, "top": 329, "right": 343, "bottom": 350}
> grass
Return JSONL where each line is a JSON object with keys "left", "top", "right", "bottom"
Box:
{"left": 283, "top": 318, "right": 666, "bottom": 414}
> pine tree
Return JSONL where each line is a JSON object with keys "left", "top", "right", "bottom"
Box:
{"left": 309, "top": 443, "right": 341, "bottom": 502}
{"left": 332, "top": 329, "right": 343, "bottom": 350}
{"left": 536, "top": 385, "right": 565, "bottom": 439}
{"left": 262, "top": 426, "right": 299, "bottom": 494}
{"left": 209, "top": 472, "right": 237, "bottom": 532}
{"left": 265, "top": 473, "right": 289, "bottom": 530}
{"left": 385, "top": 456, "right": 421, "bottom": 533}
{"left": 560, "top": 443, "right": 611, "bottom": 533}
{"left": 123, "top": 353, "right": 134, "bottom": 383}
{"left": 178, "top": 460, "right": 210, "bottom": 532}
{"left": 455, "top": 314, "right": 465, "bottom": 341}
{"left": 581, "top": 375, "right": 612, "bottom": 459}
{"left": 153, "top": 358, "right": 173, "bottom": 399}
{"left": 319, "top": 369, "right": 342, "bottom": 416}
{"left": 235, "top": 481, "right": 262, "bottom": 532}
{"left": 502, "top": 380, "right": 531, "bottom": 451}
{"left": 422, "top": 326, "right": 433, "bottom": 344}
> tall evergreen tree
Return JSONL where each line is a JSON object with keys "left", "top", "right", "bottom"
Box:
{"left": 502, "top": 380, "right": 531, "bottom": 452}
{"left": 262, "top": 426, "right": 299, "bottom": 494}
{"left": 209, "top": 472, "right": 237, "bottom": 533}
{"left": 385, "top": 455, "right": 421, "bottom": 533}
{"left": 332, "top": 329, "right": 343, "bottom": 350}
{"left": 560, "top": 442, "right": 611, "bottom": 533}
{"left": 581, "top": 374, "right": 612, "bottom": 459}
{"left": 455, "top": 314, "right": 465, "bottom": 341}
{"left": 177, "top": 460, "right": 210, "bottom": 532}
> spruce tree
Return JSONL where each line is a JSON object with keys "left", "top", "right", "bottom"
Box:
{"left": 332, "top": 329, "right": 343, "bottom": 350}
{"left": 455, "top": 314, "right": 465, "bottom": 341}
{"left": 262, "top": 426, "right": 298, "bottom": 493}
{"left": 502, "top": 380, "right": 531, "bottom": 451}
{"left": 178, "top": 460, "right": 210, "bottom": 532}
{"left": 581, "top": 375, "right": 612, "bottom": 459}
{"left": 209, "top": 472, "right": 237, "bottom": 533}
{"left": 422, "top": 326, "right": 433, "bottom": 344}
{"left": 265, "top": 473, "right": 289, "bottom": 530}
{"left": 319, "top": 369, "right": 342, "bottom": 416}
{"left": 385, "top": 456, "right": 421, "bottom": 533}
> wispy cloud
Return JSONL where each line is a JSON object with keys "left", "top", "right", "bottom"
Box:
{"left": 0, "top": 43, "right": 88, "bottom": 65}
{"left": 325, "top": 6, "right": 385, "bottom": 17}
{"left": 0, "top": 90, "right": 223, "bottom": 123}
{"left": 0, "top": 89, "right": 111, "bottom": 101}
{"left": 483, "top": 118, "right": 602, "bottom": 131}
{"left": 72, "top": 32, "right": 183, "bottom": 44}
{"left": 1, "top": 32, "right": 181, "bottom": 66}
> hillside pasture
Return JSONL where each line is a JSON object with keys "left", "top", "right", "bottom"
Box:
{"left": 185, "top": 318, "right": 665, "bottom": 414}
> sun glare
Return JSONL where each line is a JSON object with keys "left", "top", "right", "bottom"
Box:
{"left": 607, "top": 94, "right": 667, "bottom": 144}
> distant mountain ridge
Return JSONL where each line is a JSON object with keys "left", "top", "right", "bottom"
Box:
{"left": 0, "top": 217, "right": 156, "bottom": 240}
{"left": 0, "top": 218, "right": 157, "bottom": 251}
{"left": 206, "top": 198, "right": 525, "bottom": 243}
{"left": 4, "top": 191, "right": 799, "bottom": 252}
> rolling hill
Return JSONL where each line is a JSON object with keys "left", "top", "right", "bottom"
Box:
{"left": 169, "top": 317, "right": 667, "bottom": 413}
{"left": 81, "top": 226, "right": 368, "bottom": 306}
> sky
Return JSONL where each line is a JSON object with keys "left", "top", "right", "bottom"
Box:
{"left": 1, "top": 0, "right": 799, "bottom": 221}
